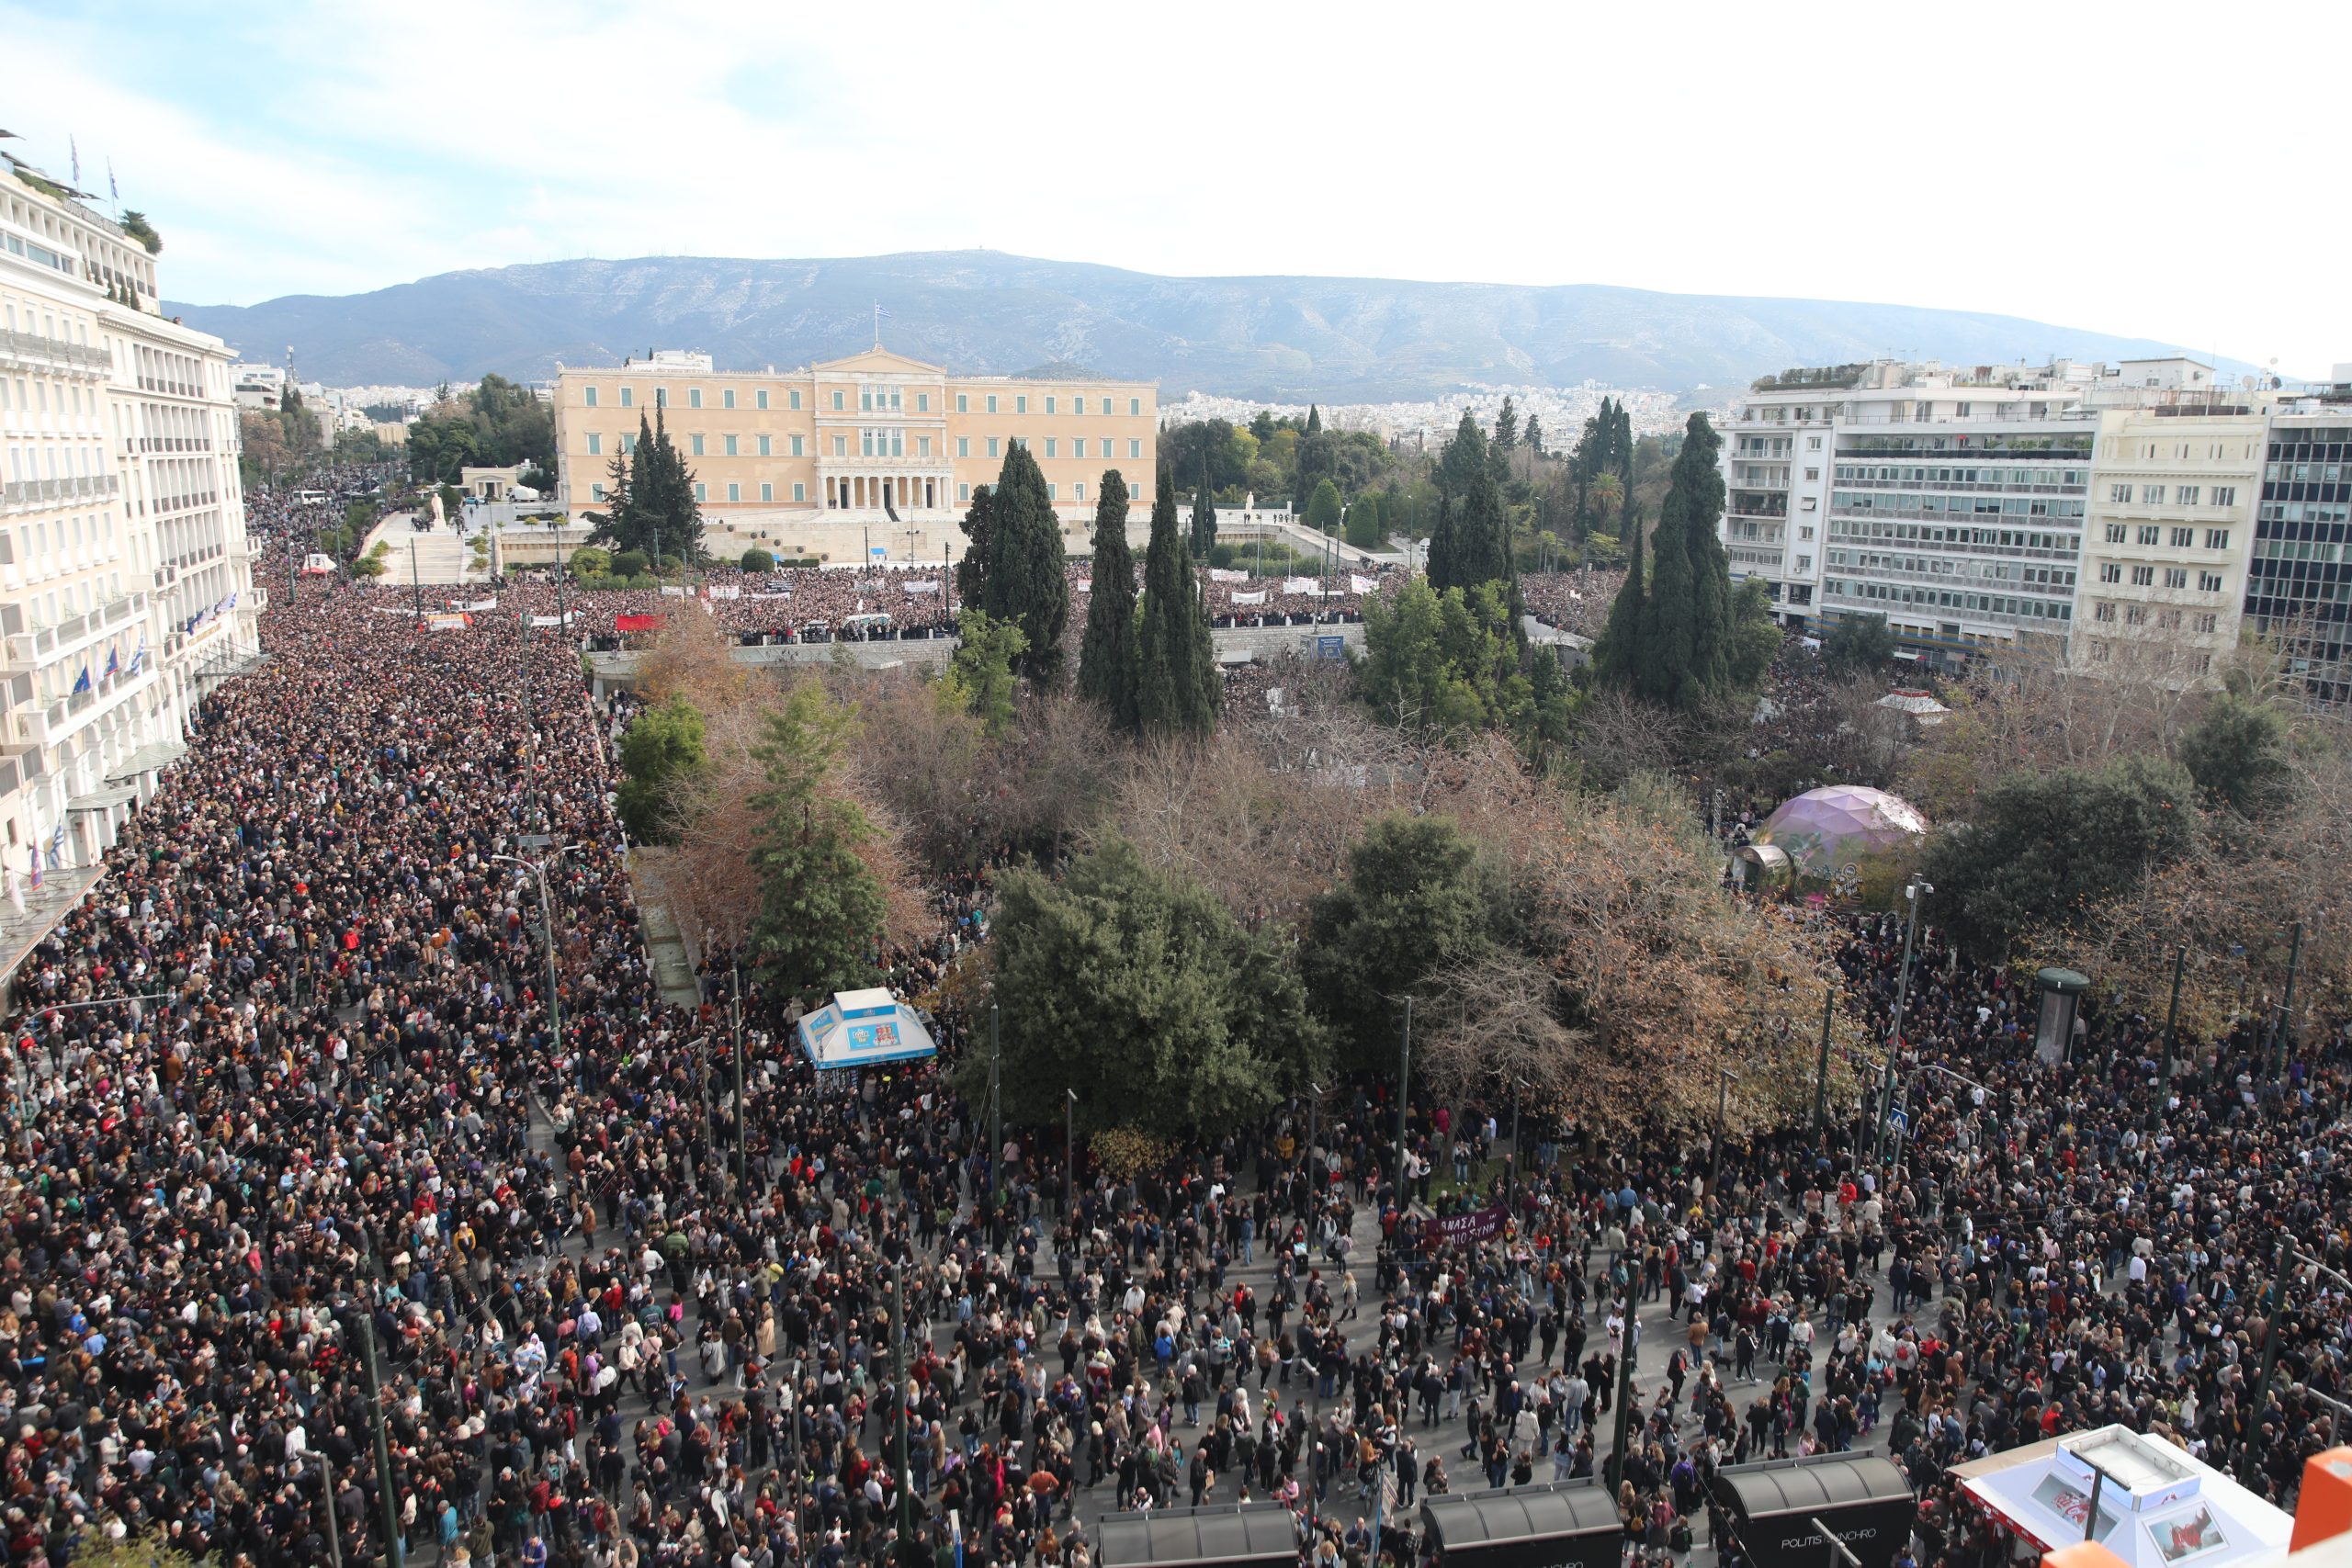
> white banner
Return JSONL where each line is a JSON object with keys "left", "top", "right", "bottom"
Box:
{"left": 660, "top": 585, "right": 687, "bottom": 599}
{"left": 459, "top": 596, "right": 498, "bottom": 611}
{"left": 527, "top": 614, "right": 571, "bottom": 628}
{"left": 1283, "top": 576, "right": 1317, "bottom": 595}
{"left": 1072, "top": 581, "right": 1091, "bottom": 592}
{"left": 902, "top": 581, "right": 939, "bottom": 593}
{"left": 1350, "top": 574, "right": 1377, "bottom": 594}
{"left": 707, "top": 584, "right": 742, "bottom": 600}
{"left": 1208, "top": 569, "right": 1248, "bottom": 583}
{"left": 368, "top": 604, "right": 417, "bottom": 615}
{"left": 1231, "top": 590, "right": 1267, "bottom": 605}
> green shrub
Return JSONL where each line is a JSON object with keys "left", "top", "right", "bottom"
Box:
{"left": 611, "top": 549, "right": 648, "bottom": 579}
{"left": 569, "top": 546, "right": 611, "bottom": 578}
{"left": 740, "top": 547, "right": 775, "bottom": 573}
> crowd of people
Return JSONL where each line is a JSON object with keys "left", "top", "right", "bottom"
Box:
{"left": 0, "top": 491, "right": 2334, "bottom": 1568}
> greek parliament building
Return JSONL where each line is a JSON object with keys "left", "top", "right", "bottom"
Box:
{"left": 0, "top": 153, "right": 257, "bottom": 939}
{"left": 551, "top": 347, "right": 1159, "bottom": 531}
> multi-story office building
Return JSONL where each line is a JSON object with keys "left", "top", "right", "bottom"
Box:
{"left": 551, "top": 347, "right": 1158, "bottom": 526}
{"left": 0, "top": 156, "right": 255, "bottom": 903}
{"left": 2245, "top": 390, "right": 2352, "bottom": 704}
{"left": 1724, "top": 360, "right": 2098, "bottom": 663}
{"left": 1721, "top": 355, "right": 2281, "bottom": 677}
{"left": 2075, "top": 409, "right": 2263, "bottom": 682}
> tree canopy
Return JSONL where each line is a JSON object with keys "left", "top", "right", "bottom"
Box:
{"left": 972, "top": 445, "right": 1069, "bottom": 682}
{"left": 1135, "top": 459, "right": 1219, "bottom": 737}
{"left": 587, "top": 412, "right": 703, "bottom": 564}
{"left": 746, "top": 682, "right": 888, "bottom": 998}
{"left": 982, "top": 837, "right": 1327, "bottom": 1137}
{"left": 615, "top": 694, "right": 707, "bottom": 842}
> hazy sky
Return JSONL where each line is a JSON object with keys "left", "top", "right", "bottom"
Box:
{"left": 8, "top": 1, "right": 2345, "bottom": 376}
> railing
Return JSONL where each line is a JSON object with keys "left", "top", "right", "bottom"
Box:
{"left": 0, "top": 474, "right": 119, "bottom": 513}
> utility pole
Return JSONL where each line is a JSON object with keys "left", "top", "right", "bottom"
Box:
{"left": 410, "top": 538, "right": 422, "bottom": 620}
{"left": 519, "top": 611, "right": 535, "bottom": 829}
{"left": 1306, "top": 1082, "right": 1323, "bottom": 1220}
{"left": 988, "top": 1002, "right": 1001, "bottom": 1252}
{"left": 1873, "top": 878, "right": 1931, "bottom": 1167}
{"left": 1507, "top": 1076, "right": 1527, "bottom": 1214}
{"left": 1395, "top": 997, "right": 1412, "bottom": 1211}
{"left": 2245, "top": 1237, "right": 2299, "bottom": 1483}
{"left": 1064, "top": 1088, "right": 1078, "bottom": 1219}
{"left": 1813, "top": 983, "right": 1835, "bottom": 1143}
{"left": 1604, "top": 1295, "right": 1636, "bottom": 1490}
{"left": 892, "top": 1261, "right": 913, "bottom": 1551}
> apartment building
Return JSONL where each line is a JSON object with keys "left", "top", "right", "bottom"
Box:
{"left": 0, "top": 158, "right": 255, "bottom": 907}
{"left": 2075, "top": 409, "right": 2263, "bottom": 682}
{"left": 553, "top": 347, "right": 1158, "bottom": 526}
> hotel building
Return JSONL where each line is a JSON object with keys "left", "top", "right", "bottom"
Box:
{"left": 0, "top": 155, "right": 257, "bottom": 912}
{"left": 551, "top": 347, "right": 1158, "bottom": 531}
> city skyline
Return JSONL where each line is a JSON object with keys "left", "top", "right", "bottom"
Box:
{"left": 6, "top": 0, "right": 2346, "bottom": 377}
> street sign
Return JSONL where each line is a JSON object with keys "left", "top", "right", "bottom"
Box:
{"left": 1886, "top": 1108, "right": 1909, "bottom": 1134}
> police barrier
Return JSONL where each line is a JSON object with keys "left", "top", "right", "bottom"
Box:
{"left": 1097, "top": 1504, "right": 1301, "bottom": 1568}
{"left": 1708, "top": 1455, "right": 1917, "bottom": 1568}
{"left": 1419, "top": 1479, "right": 1625, "bottom": 1568}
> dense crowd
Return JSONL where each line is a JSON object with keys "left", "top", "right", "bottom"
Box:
{"left": 0, "top": 493, "right": 2332, "bottom": 1568}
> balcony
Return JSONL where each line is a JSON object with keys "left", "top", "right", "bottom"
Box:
{"left": 0, "top": 474, "right": 119, "bottom": 514}
{"left": 0, "top": 327, "right": 110, "bottom": 378}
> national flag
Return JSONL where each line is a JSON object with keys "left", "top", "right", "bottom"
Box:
{"left": 72, "top": 667, "right": 89, "bottom": 695}
{"left": 107, "top": 159, "right": 117, "bottom": 207}
{"left": 125, "top": 641, "right": 144, "bottom": 676}
{"left": 69, "top": 137, "right": 79, "bottom": 187}
{"left": 875, "top": 303, "right": 891, "bottom": 321}
{"left": 27, "top": 843, "right": 40, "bottom": 893}
{"left": 5, "top": 865, "right": 18, "bottom": 915}
{"left": 103, "top": 646, "right": 118, "bottom": 680}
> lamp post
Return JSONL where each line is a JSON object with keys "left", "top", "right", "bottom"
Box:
{"left": 731, "top": 959, "right": 747, "bottom": 1192}
{"left": 1305, "top": 1081, "right": 1324, "bottom": 1220}
{"left": 987, "top": 1002, "right": 1001, "bottom": 1252}
{"left": 2270, "top": 920, "right": 2304, "bottom": 1080}
{"left": 1711, "top": 1068, "right": 1739, "bottom": 1208}
{"left": 1872, "top": 877, "right": 1932, "bottom": 1167}
{"left": 492, "top": 846, "right": 573, "bottom": 1069}
{"left": 1395, "top": 997, "right": 1413, "bottom": 1212}
{"left": 1063, "top": 1088, "right": 1078, "bottom": 1219}
{"left": 1812, "top": 982, "right": 1836, "bottom": 1145}
{"left": 1507, "top": 1075, "right": 1531, "bottom": 1213}
{"left": 2155, "top": 946, "right": 2186, "bottom": 1130}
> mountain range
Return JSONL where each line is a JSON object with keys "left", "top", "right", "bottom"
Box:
{"left": 166, "top": 250, "right": 2250, "bottom": 402}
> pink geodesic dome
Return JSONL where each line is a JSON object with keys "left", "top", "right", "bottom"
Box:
{"left": 1750, "top": 785, "right": 1928, "bottom": 882}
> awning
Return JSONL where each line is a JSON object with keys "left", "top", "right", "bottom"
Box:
{"left": 66, "top": 784, "right": 140, "bottom": 813}
{"left": 104, "top": 742, "right": 187, "bottom": 783}
{"left": 1710, "top": 1455, "right": 1917, "bottom": 1568}
{"left": 1097, "top": 1504, "right": 1297, "bottom": 1568}
{"left": 1421, "top": 1479, "right": 1623, "bottom": 1568}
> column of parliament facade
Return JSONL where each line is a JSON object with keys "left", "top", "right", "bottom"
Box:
{"left": 552, "top": 347, "right": 1159, "bottom": 528}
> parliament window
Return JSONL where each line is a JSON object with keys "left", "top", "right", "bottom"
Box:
{"left": 691, "top": 434, "right": 706, "bottom": 456}
{"left": 957, "top": 394, "right": 969, "bottom": 413}
{"left": 790, "top": 435, "right": 804, "bottom": 457}
{"left": 756, "top": 390, "right": 769, "bottom": 411}
{"left": 586, "top": 434, "right": 602, "bottom": 457}
{"left": 724, "top": 435, "right": 738, "bottom": 457}
{"left": 793, "top": 482, "right": 806, "bottom": 502}
{"left": 688, "top": 388, "right": 702, "bottom": 409}
{"left": 619, "top": 387, "right": 633, "bottom": 408}
{"left": 583, "top": 386, "right": 599, "bottom": 408}
{"left": 727, "top": 482, "right": 740, "bottom": 502}
{"left": 694, "top": 482, "right": 707, "bottom": 501}
{"left": 789, "top": 389, "right": 801, "bottom": 410}
{"left": 723, "top": 389, "right": 736, "bottom": 410}
{"left": 761, "top": 482, "right": 773, "bottom": 502}
{"left": 757, "top": 435, "right": 771, "bottom": 457}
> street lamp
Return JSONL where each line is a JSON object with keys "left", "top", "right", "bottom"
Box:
{"left": 492, "top": 845, "right": 574, "bottom": 1068}
{"left": 1886, "top": 1062, "right": 1988, "bottom": 1172}
{"left": 1872, "top": 877, "right": 1932, "bottom": 1167}
{"left": 1507, "top": 1075, "right": 1532, "bottom": 1213}
{"left": 1063, "top": 1087, "right": 1078, "bottom": 1220}
{"left": 1711, "top": 1067, "right": 1739, "bottom": 1207}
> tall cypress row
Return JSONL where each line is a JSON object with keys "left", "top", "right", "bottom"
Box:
{"left": 1594, "top": 502, "right": 1645, "bottom": 682}
{"left": 1136, "top": 457, "right": 1217, "bottom": 737}
{"left": 1077, "top": 470, "right": 1140, "bottom": 731}
{"left": 1190, "top": 462, "right": 1218, "bottom": 558}
{"left": 1639, "top": 473, "right": 1695, "bottom": 707}
{"left": 1674, "top": 414, "right": 1734, "bottom": 701}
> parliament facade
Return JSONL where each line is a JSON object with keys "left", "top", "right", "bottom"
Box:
{"left": 551, "top": 347, "right": 1159, "bottom": 527}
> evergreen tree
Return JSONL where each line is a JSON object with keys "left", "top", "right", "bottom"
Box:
{"left": 1430, "top": 413, "right": 1511, "bottom": 592}
{"left": 1638, "top": 469, "right": 1696, "bottom": 706}
{"left": 1306, "top": 403, "right": 1322, "bottom": 434}
{"left": 1524, "top": 413, "right": 1544, "bottom": 459}
{"left": 1594, "top": 502, "right": 1645, "bottom": 681}
{"left": 978, "top": 444, "right": 1069, "bottom": 682}
{"left": 747, "top": 682, "right": 887, "bottom": 998}
{"left": 1190, "top": 461, "right": 1218, "bottom": 557}
{"left": 1344, "top": 491, "right": 1383, "bottom": 549}
{"left": 1136, "top": 458, "right": 1218, "bottom": 737}
{"left": 955, "top": 483, "right": 995, "bottom": 608}
{"left": 1077, "top": 470, "right": 1140, "bottom": 732}
{"left": 1674, "top": 414, "right": 1734, "bottom": 700}
{"left": 1305, "top": 478, "right": 1342, "bottom": 536}
{"left": 1494, "top": 397, "right": 1518, "bottom": 452}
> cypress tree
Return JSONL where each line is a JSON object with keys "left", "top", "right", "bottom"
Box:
{"left": 1673, "top": 413, "right": 1734, "bottom": 701}
{"left": 1077, "top": 471, "right": 1140, "bottom": 731}
{"left": 1136, "top": 458, "right": 1218, "bottom": 737}
{"left": 955, "top": 483, "right": 995, "bottom": 608}
{"left": 1594, "top": 504, "right": 1645, "bottom": 683}
{"left": 979, "top": 443, "right": 1070, "bottom": 682}
{"left": 1640, "top": 473, "right": 1695, "bottom": 707}
{"left": 1306, "top": 403, "right": 1322, "bottom": 434}
{"left": 1430, "top": 413, "right": 1511, "bottom": 592}
{"left": 1190, "top": 461, "right": 1218, "bottom": 557}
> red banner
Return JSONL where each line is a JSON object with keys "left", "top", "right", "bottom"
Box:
{"left": 1429, "top": 1204, "right": 1505, "bottom": 1242}
{"left": 615, "top": 614, "right": 667, "bottom": 633}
